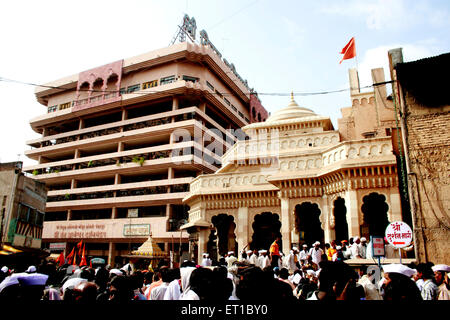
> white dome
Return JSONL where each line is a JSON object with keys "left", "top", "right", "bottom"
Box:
{"left": 266, "top": 93, "right": 316, "bottom": 122}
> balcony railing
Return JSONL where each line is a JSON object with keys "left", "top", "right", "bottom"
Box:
{"left": 46, "top": 183, "right": 189, "bottom": 202}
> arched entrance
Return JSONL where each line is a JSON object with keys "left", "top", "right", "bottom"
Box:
{"left": 361, "top": 192, "right": 390, "bottom": 238}
{"left": 251, "top": 212, "right": 282, "bottom": 251}
{"left": 333, "top": 197, "right": 349, "bottom": 242}
{"left": 210, "top": 214, "right": 237, "bottom": 257}
{"left": 294, "top": 202, "right": 324, "bottom": 246}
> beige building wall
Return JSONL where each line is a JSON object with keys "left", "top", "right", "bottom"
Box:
{"left": 389, "top": 48, "right": 450, "bottom": 265}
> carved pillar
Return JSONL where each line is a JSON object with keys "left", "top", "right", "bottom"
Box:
{"left": 389, "top": 189, "right": 402, "bottom": 223}
{"left": 237, "top": 207, "right": 249, "bottom": 253}
{"left": 280, "top": 198, "right": 291, "bottom": 254}
{"left": 322, "top": 196, "right": 333, "bottom": 243}
{"left": 344, "top": 190, "right": 360, "bottom": 238}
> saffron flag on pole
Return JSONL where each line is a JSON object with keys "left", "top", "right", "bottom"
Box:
{"left": 66, "top": 247, "right": 75, "bottom": 265}
{"left": 80, "top": 243, "right": 87, "bottom": 267}
{"left": 339, "top": 37, "right": 356, "bottom": 64}
{"left": 76, "top": 240, "right": 83, "bottom": 256}
{"left": 56, "top": 252, "right": 65, "bottom": 267}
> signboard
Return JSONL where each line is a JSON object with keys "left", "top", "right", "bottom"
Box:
{"left": 371, "top": 236, "right": 385, "bottom": 257}
{"left": 127, "top": 208, "right": 139, "bottom": 218}
{"left": 123, "top": 224, "right": 150, "bottom": 237}
{"left": 49, "top": 242, "right": 67, "bottom": 251}
{"left": 385, "top": 221, "right": 413, "bottom": 249}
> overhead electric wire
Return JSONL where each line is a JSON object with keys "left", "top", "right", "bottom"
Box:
{"left": 0, "top": 76, "right": 394, "bottom": 98}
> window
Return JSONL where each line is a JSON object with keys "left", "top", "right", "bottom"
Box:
{"left": 59, "top": 102, "right": 71, "bottom": 110}
{"left": 48, "top": 105, "right": 58, "bottom": 113}
{"left": 231, "top": 105, "right": 237, "bottom": 112}
{"left": 224, "top": 97, "right": 231, "bottom": 106}
{"left": 385, "top": 128, "right": 392, "bottom": 136}
{"left": 245, "top": 117, "right": 250, "bottom": 123}
{"left": 160, "top": 75, "right": 176, "bottom": 85}
{"left": 182, "top": 75, "right": 199, "bottom": 83}
{"left": 206, "top": 81, "right": 214, "bottom": 91}
{"left": 126, "top": 84, "right": 140, "bottom": 93}
{"left": 215, "top": 89, "right": 223, "bottom": 99}
{"left": 238, "top": 111, "right": 244, "bottom": 118}
{"left": 119, "top": 87, "right": 126, "bottom": 95}
{"left": 142, "top": 80, "right": 158, "bottom": 89}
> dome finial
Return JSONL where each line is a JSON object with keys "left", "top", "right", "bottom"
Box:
{"left": 291, "top": 91, "right": 294, "bottom": 102}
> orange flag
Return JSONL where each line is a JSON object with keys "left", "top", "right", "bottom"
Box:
{"left": 66, "top": 247, "right": 75, "bottom": 265}
{"left": 339, "top": 37, "right": 356, "bottom": 64}
{"left": 56, "top": 252, "right": 65, "bottom": 267}
{"left": 76, "top": 240, "right": 83, "bottom": 255}
{"left": 80, "top": 244, "right": 87, "bottom": 267}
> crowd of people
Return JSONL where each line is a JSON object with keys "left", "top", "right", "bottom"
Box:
{"left": 0, "top": 237, "right": 448, "bottom": 302}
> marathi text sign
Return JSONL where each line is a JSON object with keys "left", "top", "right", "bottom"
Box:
{"left": 371, "top": 236, "right": 385, "bottom": 257}
{"left": 385, "top": 221, "right": 413, "bottom": 249}
{"left": 123, "top": 224, "right": 150, "bottom": 237}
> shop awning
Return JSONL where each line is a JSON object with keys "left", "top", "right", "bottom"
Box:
{"left": 179, "top": 220, "right": 212, "bottom": 230}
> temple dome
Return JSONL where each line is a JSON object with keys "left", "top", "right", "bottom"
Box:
{"left": 266, "top": 93, "right": 316, "bottom": 122}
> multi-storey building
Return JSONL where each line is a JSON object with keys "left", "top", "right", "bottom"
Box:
{"left": 23, "top": 41, "right": 267, "bottom": 266}
{"left": 0, "top": 162, "right": 47, "bottom": 257}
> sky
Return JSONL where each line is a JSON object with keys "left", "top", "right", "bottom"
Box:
{"left": 1, "top": 0, "right": 449, "bottom": 167}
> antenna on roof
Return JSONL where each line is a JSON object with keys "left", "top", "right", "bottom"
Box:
{"left": 169, "top": 14, "right": 197, "bottom": 46}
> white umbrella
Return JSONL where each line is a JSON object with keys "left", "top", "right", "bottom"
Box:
{"left": 62, "top": 278, "right": 87, "bottom": 292}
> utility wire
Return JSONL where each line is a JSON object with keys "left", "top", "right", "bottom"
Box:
{"left": 0, "top": 76, "right": 394, "bottom": 98}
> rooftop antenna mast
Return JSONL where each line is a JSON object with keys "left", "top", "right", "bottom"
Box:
{"left": 169, "top": 14, "right": 197, "bottom": 46}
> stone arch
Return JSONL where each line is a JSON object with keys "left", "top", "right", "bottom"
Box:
{"left": 360, "top": 192, "right": 390, "bottom": 238}
{"left": 78, "top": 81, "right": 90, "bottom": 100}
{"left": 333, "top": 197, "right": 349, "bottom": 242}
{"left": 106, "top": 73, "right": 119, "bottom": 96}
{"left": 294, "top": 202, "right": 324, "bottom": 246}
{"left": 210, "top": 213, "right": 237, "bottom": 257}
{"left": 250, "top": 212, "right": 282, "bottom": 251}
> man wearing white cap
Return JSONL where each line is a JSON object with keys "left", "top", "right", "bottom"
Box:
{"left": 350, "top": 236, "right": 361, "bottom": 259}
{"left": 245, "top": 250, "right": 253, "bottom": 264}
{"left": 200, "top": 253, "right": 212, "bottom": 267}
{"left": 432, "top": 264, "right": 450, "bottom": 300}
{"left": 287, "top": 247, "right": 299, "bottom": 273}
{"left": 299, "top": 244, "right": 309, "bottom": 266}
{"left": 358, "top": 237, "right": 368, "bottom": 259}
{"left": 258, "top": 250, "right": 270, "bottom": 269}
{"left": 381, "top": 264, "right": 422, "bottom": 301}
{"left": 226, "top": 251, "right": 237, "bottom": 268}
{"left": 249, "top": 249, "right": 259, "bottom": 267}
{"left": 308, "top": 241, "right": 324, "bottom": 265}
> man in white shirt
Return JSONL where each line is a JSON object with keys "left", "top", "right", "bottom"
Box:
{"left": 258, "top": 250, "right": 270, "bottom": 269}
{"left": 350, "top": 236, "right": 361, "bottom": 259}
{"left": 200, "top": 253, "right": 212, "bottom": 267}
{"left": 358, "top": 237, "right": 368, "bottom": 259}
{"left": 226, "top": 251, "right": 237, "bottom": 268}
{"left": 245, "top": 250, "right": 253, "bottom": 264}
{"left": 308, "top": 242, "right": 324, "bottom": 265}
{"left": 299, "top": 244, "right": 309, "bottom": 266}
{"left": 249, "top": 249, "right": 259, "bottom": 267}
{"left": 149, "top": 268, "right": 171, "bottom": 300}
{"left": 287, "top": 247, "right": 300, "bottom": 273}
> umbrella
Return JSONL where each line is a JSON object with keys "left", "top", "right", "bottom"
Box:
{"left": 17, "top": 273, "right": 48, "bottom": 286}
{"left": 0, "top": 274, "right": 20, "bottom": 293}
{"left": 62, "top": 278, "right": 87, "bottom": 292}
{"left": 0, "top": 272, "right": 49, "bottom": 293}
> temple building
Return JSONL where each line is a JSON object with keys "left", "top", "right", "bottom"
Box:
{"left": 182, "top": 67, "right": 408, "bottom": 261}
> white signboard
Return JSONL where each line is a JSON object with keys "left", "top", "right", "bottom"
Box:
{"left": 385, "top": 221, "right": 413, "bottom": 249}
{"left": 371, "top": 236, "right": 385, "bottom": 257}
